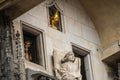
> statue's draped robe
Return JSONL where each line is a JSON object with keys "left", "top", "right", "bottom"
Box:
{"left": 53, "top": 50, "right": 82, "bottom": 80}
{"left": 60, "top": 58, "right": 82, "bottom": 80}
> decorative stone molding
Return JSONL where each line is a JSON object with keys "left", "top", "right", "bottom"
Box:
{"left": 15, "top": 30, "right": 26, "bottom": 80}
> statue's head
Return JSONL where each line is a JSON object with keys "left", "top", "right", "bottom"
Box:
{"left": 61, "top": 52, "right": 75, "bottom": 63}
{"left": 25, "top": 41, "right": 32, "bottom": 48}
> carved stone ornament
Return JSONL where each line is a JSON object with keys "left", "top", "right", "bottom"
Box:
{"left": 0, "top": 12, "right": 26, "bottom": 80}
{"left": 53, "top": 49, "right": 82, "bottom": 80}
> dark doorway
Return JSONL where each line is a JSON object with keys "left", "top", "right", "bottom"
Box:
{"left": 74, "top": 53, "right": 87, "bottom": 80}
{"left": 72, "top": 45, "right": 89, "bottom": 80}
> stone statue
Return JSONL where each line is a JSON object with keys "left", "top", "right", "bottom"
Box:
{"left": 24, "top": 41, "right": 32, "bottom": 61}
{"left": 53, "top": 50, "right": 82, "bottom": 80}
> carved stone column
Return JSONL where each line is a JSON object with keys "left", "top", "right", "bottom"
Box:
{"left": 0, "top": 11, "right": 14, "bottom": 80}
{"left": 0, "top": 11, "right": 26, "bottom": 80}
{"left": 15, "top": 30, "right": 26, "bottom": 80}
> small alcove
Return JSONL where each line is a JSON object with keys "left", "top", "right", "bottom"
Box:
{"left": 21, "top": 22, "right": 46, "bottom": 67}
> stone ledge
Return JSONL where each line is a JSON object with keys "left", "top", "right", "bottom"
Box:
{"left": 26, "top": 68, "right": 56, "bottom": 80}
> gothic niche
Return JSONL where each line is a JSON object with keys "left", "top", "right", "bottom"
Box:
{"left": 53, "top": 50, "right": 82, "bottom": 80}
{"left": 49, "top": 5, "right": 62, "bottom": 32}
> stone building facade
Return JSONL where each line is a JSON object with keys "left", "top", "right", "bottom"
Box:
{"left": 0, "top": 0, "right": 119, "bottom": 80}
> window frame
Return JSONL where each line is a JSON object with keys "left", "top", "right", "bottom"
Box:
{"left": 20, "top": 21, "right": 46, "bottom": 69}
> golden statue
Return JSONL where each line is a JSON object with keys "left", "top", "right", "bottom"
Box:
{"left": 24, "top": 41, "right": 32, "bottom": 61}
{"left": 50, "top": 10, "right": 59, "bottom": 30}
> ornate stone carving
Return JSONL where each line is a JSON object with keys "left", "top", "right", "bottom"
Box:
{"left": 0, "top": 12, "right": 15, "bottom": 80}
{"left": 53, "top": 50, "right": 82, "bottom": 80}
{"left": 15, "top": 30, "right": 26, "bottom": 80}
{"left": 0, "top": 12, "right": 26, "bottom": 80}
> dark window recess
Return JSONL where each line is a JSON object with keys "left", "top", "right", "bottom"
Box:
{"left": 23, "top": 30, "right": 39, "bottom": 64}
{"left": 49, "top": 5, "right": 62, "bottom": 32}
{"left": 74, "top": 52, "right": 87, "bottom": 80}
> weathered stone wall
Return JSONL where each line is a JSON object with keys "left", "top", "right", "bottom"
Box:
{"left": 13, "top": 0, "right": 109, "bottom": 80}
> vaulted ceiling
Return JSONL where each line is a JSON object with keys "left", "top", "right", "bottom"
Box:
{"left": 80, "top": 0, "right": 120, "bottom": 48}
{"left": 0, "top": 0, "right": 120, "bottom": 48}
{"left": 79, "top": 0, "right": 120, "bottom": 64}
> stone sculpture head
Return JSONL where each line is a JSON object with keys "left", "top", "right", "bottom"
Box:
{"left": 25, "top": 41, "right": 32, "bottom": 48}
{"left": 61, "top": 52, "right": 75, "bottom": 63}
